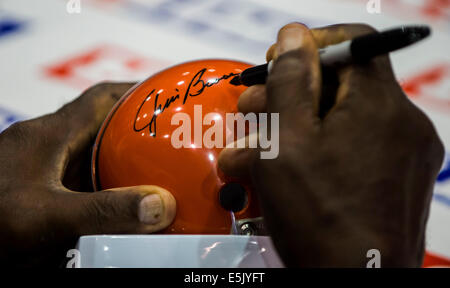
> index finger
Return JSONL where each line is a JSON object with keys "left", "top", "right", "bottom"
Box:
{"left": 267, "top": 23, "right": 382, "bottom": 61}
{"left": 266, "top": 23, "right": 321, "bottom": 122}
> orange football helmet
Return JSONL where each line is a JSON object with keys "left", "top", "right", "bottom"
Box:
{"left": 92, "top": 59, "right": 263, "bottom": 234}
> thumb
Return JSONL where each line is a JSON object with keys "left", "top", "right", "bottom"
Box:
{"left": 54, "top": 185, "right": 176, "bottom": 235}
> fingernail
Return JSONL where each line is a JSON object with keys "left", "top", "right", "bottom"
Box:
{"left": 278, "top": 25, "right": 306, "bottom": 54}
{"left": 139, "top": 194, "right": 163, "bottom": 225}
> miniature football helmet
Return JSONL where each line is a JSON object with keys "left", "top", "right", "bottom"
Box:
{"left": 92, "top": 59, "right": 263, "bottom": 234}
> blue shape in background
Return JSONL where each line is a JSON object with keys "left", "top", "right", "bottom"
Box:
{"left": 0, "top": 19, "right": 23, "bottom": 38}
{"left": 437, "top": 157, "right": 450, "bottom": 182}
{"left": 434, "top": 193, "right": 450, "bottom": 207}
{"left": 433, "top": 154, "right": 450, "bottom": 207}
{"left": 124, "top": 0, "right": 323, "bottom": 59}
{"left": 0, "top": 106, "right": 23, "bottom": 132}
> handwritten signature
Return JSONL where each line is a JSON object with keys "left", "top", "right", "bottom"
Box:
{"left": 133, "top": 68, "right": 239, "bottom": 137}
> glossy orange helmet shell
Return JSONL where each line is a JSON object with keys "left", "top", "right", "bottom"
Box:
{"left": 92, "top": 59, "right": 260, "bottom": 234}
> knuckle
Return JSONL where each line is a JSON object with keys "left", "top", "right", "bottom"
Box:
{"left": 431, "top": 133, "right": 445, "bottom": 161}
{"left": 398, "top": 102, "right": 443, "bottom": 160}
{"left": 0, "top": 120, "right": 35, "bottom": 146}
{"left": 84, "top": 191, "right": 137, "bottom": 231}
{"left": 408, "top": 106, "right": 434, "bottom": 137}
{"left": 79, "top": 81, "right": 119, "bottom": 106}
{"left": 84, "top": 194, "right": 114, "bottom": 231}
{"left": 56, "top": 82, "right": 121, "bottom": 126}
{"left": 418, "top": 121, "right": 444, "bottom": 170}
{"left": 434, "top": 136, "right": 445, "bottom": 168}
{"left": 416, "top": 114, "right": 441, "bottom": 147}
{"left": 84, "top": 81, "right": 116, "bottom": 96}
{"left": 3, "top": 119, "right": 29, "bottom": 134}
{"left": 279, "top": 22, "right": 306, "bottom": 33}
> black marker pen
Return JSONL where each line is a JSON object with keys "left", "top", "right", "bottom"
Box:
{"left": 230, "top": 25, "right": 431, "bottom": 86}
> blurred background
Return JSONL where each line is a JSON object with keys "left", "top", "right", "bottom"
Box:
{"left": 0, "top": 0, "right": 449, "bottom": 266}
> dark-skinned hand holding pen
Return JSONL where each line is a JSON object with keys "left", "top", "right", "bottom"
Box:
{"left": 218, "top": 23, "right": 444, "bottom": 267}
